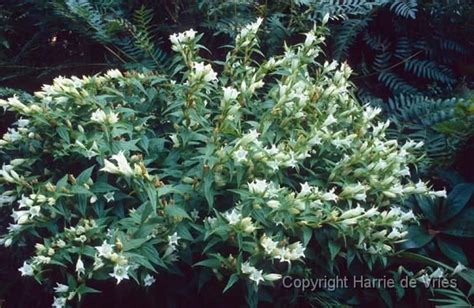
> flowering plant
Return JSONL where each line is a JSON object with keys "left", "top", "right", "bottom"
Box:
{"left": 0, "top": 19, "right": 449, "bottom": 306}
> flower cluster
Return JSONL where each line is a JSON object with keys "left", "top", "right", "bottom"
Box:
{"left": 169, "top": 29, "right": 197, "bottom": 52}
{"left": 0, "top": 20, "right": 451, "bottom": 306}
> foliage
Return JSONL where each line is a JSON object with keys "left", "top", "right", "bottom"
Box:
{"left": 403, "top": 181, "right": 474, "bottom": 264}
{"left": 384, "top": 94, "right": 474, "bottom": 173}
{"left": 0, "top": 21, "right": 455, "bottom": 306}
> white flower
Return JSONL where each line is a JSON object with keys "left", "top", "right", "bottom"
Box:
{"left": 191, "top": 62, "right": 217, "bottom": 83}
{"left": 104, "top": 192, "right": 115, "bottom": 203}
{"left": 430, "top": 189, "right": 447, "bottom": 198}
{"left": 95, "top": 241, "right": 114, "bottom": 259}
{"left": 52, "top": 297, "right": 67, "bottom": 308}
{"left": 299, "top": 182, "right": 312, "bottom": 197}
{"left": 239, "top": 129, "right": 260, "bottom": 146}
{"left": 241, "top": 261, "right": 255, "bottom": 274}
{"left": 76, "top": 256, "right": 85, "bottom": 276}
{"left": 101, "top": 151, "right": 135, "bottom": 177}
{"left": 248, "top": 179, "right": 269, "bottom": 195}
{"left": 15, "top": 118, "right": 30, "bottom": 128}
{"left": 413, "top": 180, "right": 429, "bottom": 193}
{"left": 19, "top": 261, "right": 34, "bottom": 276}
{"left": 263, "top": 273, "right": 282, "bottom": 282}
{"left": 56, "top": 239, "right": 66, "bottom": 248}
{"left": 261, "top": 236, "right": 278, "bottom": 254}
{"left": 190, "top": 209, "right": 199, "bottom": 220}
{"left": 452, "top": 262, "right": 467, "bottom": 275}
{"left": 249, "top": 269, "right": 264, "bottom": 286}
{"left": 110, "top": 264, "right": 130, "bottom": 284}
{"left": 224, "top": 209, "right": 241, "bottom": 225}
{"left": 106, "top": 69, "right": 123, "bottom": 79}
{"left": 304, "top": 32, "right": 316, "bottom": 47}
{"left": 322, "top": 188, "right": 338, "bottom": 202}
{"left": 168, "top": 232, "right": 180, "bottom": 248}
{"left": 53, "top": 283, "right": 69, "bottom": 293}
{"left": 401, "top": 210, "right": 416, "bottom": 221}
{"left": 266, "top": 200, "right": 280, "bottom": 209}
{"left": 91, "top": 109, "right": 107, "bottom": 123}
{"left": 29, "top": 206, "right": 41, "bottom": 219}
{"left": 322, "top": 114, "right": 337, "bottom": 127}
{"left": 144, "top": 274, "right": 156, "bottom": 287}
{"left": 417, "top": 274, "right": 431, "bottom": 287}
{"left": 387, "top": 228, "right": 403, "bottom": 239}
{"left": 430, "top": 268, "right": 444, "bottom": 279}
{"left": 233, "top": 147, "right": 248, "bottom": 163}
{"left": 91, "top": 109, "right": 119, "bottom": 125}
{"left": 169, "top": 29, "right": 197, "bottom": 51}
{"left": 223, "top": 87, "right": 239, "bottom": 101}
{"left": 11, "top": 210, "right": 29, "bottom": 224}
{"left": 339, "top": 205, "right": 364, "bottom": 220}
{"left": 266, "top": 145, "right": 279, "bottom": 155}
{"left": 288, "top": 242, "right": 306, "bottom": 260}
{"left": 0, "top": 194, "right": 16, "bottom": 207}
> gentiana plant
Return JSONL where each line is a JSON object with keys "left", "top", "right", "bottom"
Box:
{"left": 0, "top": 19, "right": 449, "bottom": 306}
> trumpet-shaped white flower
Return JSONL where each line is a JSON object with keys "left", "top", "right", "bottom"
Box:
{"left": 452, "top": 262, "right": 467, "bottom": 275}
{"left": 249, "top": 269, "right": 264, "bottom": 286}
{"left": 299, "top": 182, "right": 312, "bottom": 197}
{"left": 233, "top": 147, "right": 248, "bottom": 163}
{"left": 190, "top": 62, "right": 217, "bottom": 83}
{"left": 241, "top": 261, "right": 255, "bottom": 274}
{"left": 224, "top": 209, "right": 241, "bottom": 225}
{"left": 223, "top": 87, "right": 239, "bottom": 101}
{"left": 266, "top": 199, "right": 280, "bottom": 209}
{"left": 169, "top": 29, "right": 197, "bottom": 51}
{"left": 52, "top": 297, "right": 67, "bottom": 308}
{"left": 95, "top": 241, "right": 114, "bottom": 259}
{"left": 18, "top": 261, "right": 34, "bottom": 276}
{"left": 76, "top": 256, "right": 85, "bottom": 276}
{"left": 53, "top": 283, "right": 69, "bottom": 293}
{"left": 144, "top": 274, "right": 156, "bottom": 286}
{"left": 248, "top": 179, "right": 269, "bottom": 195}
{"left": 91, "top": 109, "right": 119, "bottom": 125}
{"left": 264, "top": 273, "right": 282, "bottom": 282}
{"left": 430, "top": 189, "right": 447, "bottom": 198}
{"left": 168, "top": 232, "right": 181, "bottom": 248}
{"left": 101, "top": 151, "right": 135, "bottom": 177}
{"left": 110, "top": 264, "right": 130, "bottom": 284}
{"left": 339, "top": 205, "right": 364, "bottom": 220}
{"left": 261, "top": 236, "right": 278, "bottom": 254}
{"left": 106, "top": 69, "right": 122, "bottom": 79}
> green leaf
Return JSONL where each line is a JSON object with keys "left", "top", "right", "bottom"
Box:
{"left": 401, "top": 225, "right": 434, "bottom": 249}
{"left": 302, "top": 227, "right": 313, "bottom": 246}
{"left": 56, "top": 127, "right": 70, "bottom": 144}
{"left": 415, "top": 195, "right": 437, "bottom": 224}
{"left": 76, "top": 166, "right": 95, "bottom": 185}
{"left": 203, "top": 172, "right": 214, "bottom": 209}
{"left": 439, "top": 183, "right": 474, "bottom": 223}
{"left": 441, "top": 208, "right": 474, "bottom": 237}
{"left": 437, "top": 238, "right": 468, "bottom": 265}
{"left": 193, "top": 258, "right": 221, "bottom": 269}
{"left": 165, "top": 204, "right": 190, "bottom": 219}
{"left": 328, "top": 241, "right": 341, "bottom": 260}
{"left": 223, "top": 274, "right": 239, "bottom": 293}
{"left": 123, "top": 238, "right": 149, "bottom": 251}
{"left": 91, "top": 181, "right": 118, "bottom": 193}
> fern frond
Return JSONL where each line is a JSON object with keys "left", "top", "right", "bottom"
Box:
{"left": 378, "top": 71, "right": 418, "bottom": 94}
{"left": 389, "top": 0, "right": 417, "bottom": 19}
{"left": 333, "top": 17, "right": 371, "bottom": 60}
{"left": 385, "top": 94, "right": 472, "bottom": 170}
{"left": 404, "top": 59, "right": 455, "bottom": 84}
